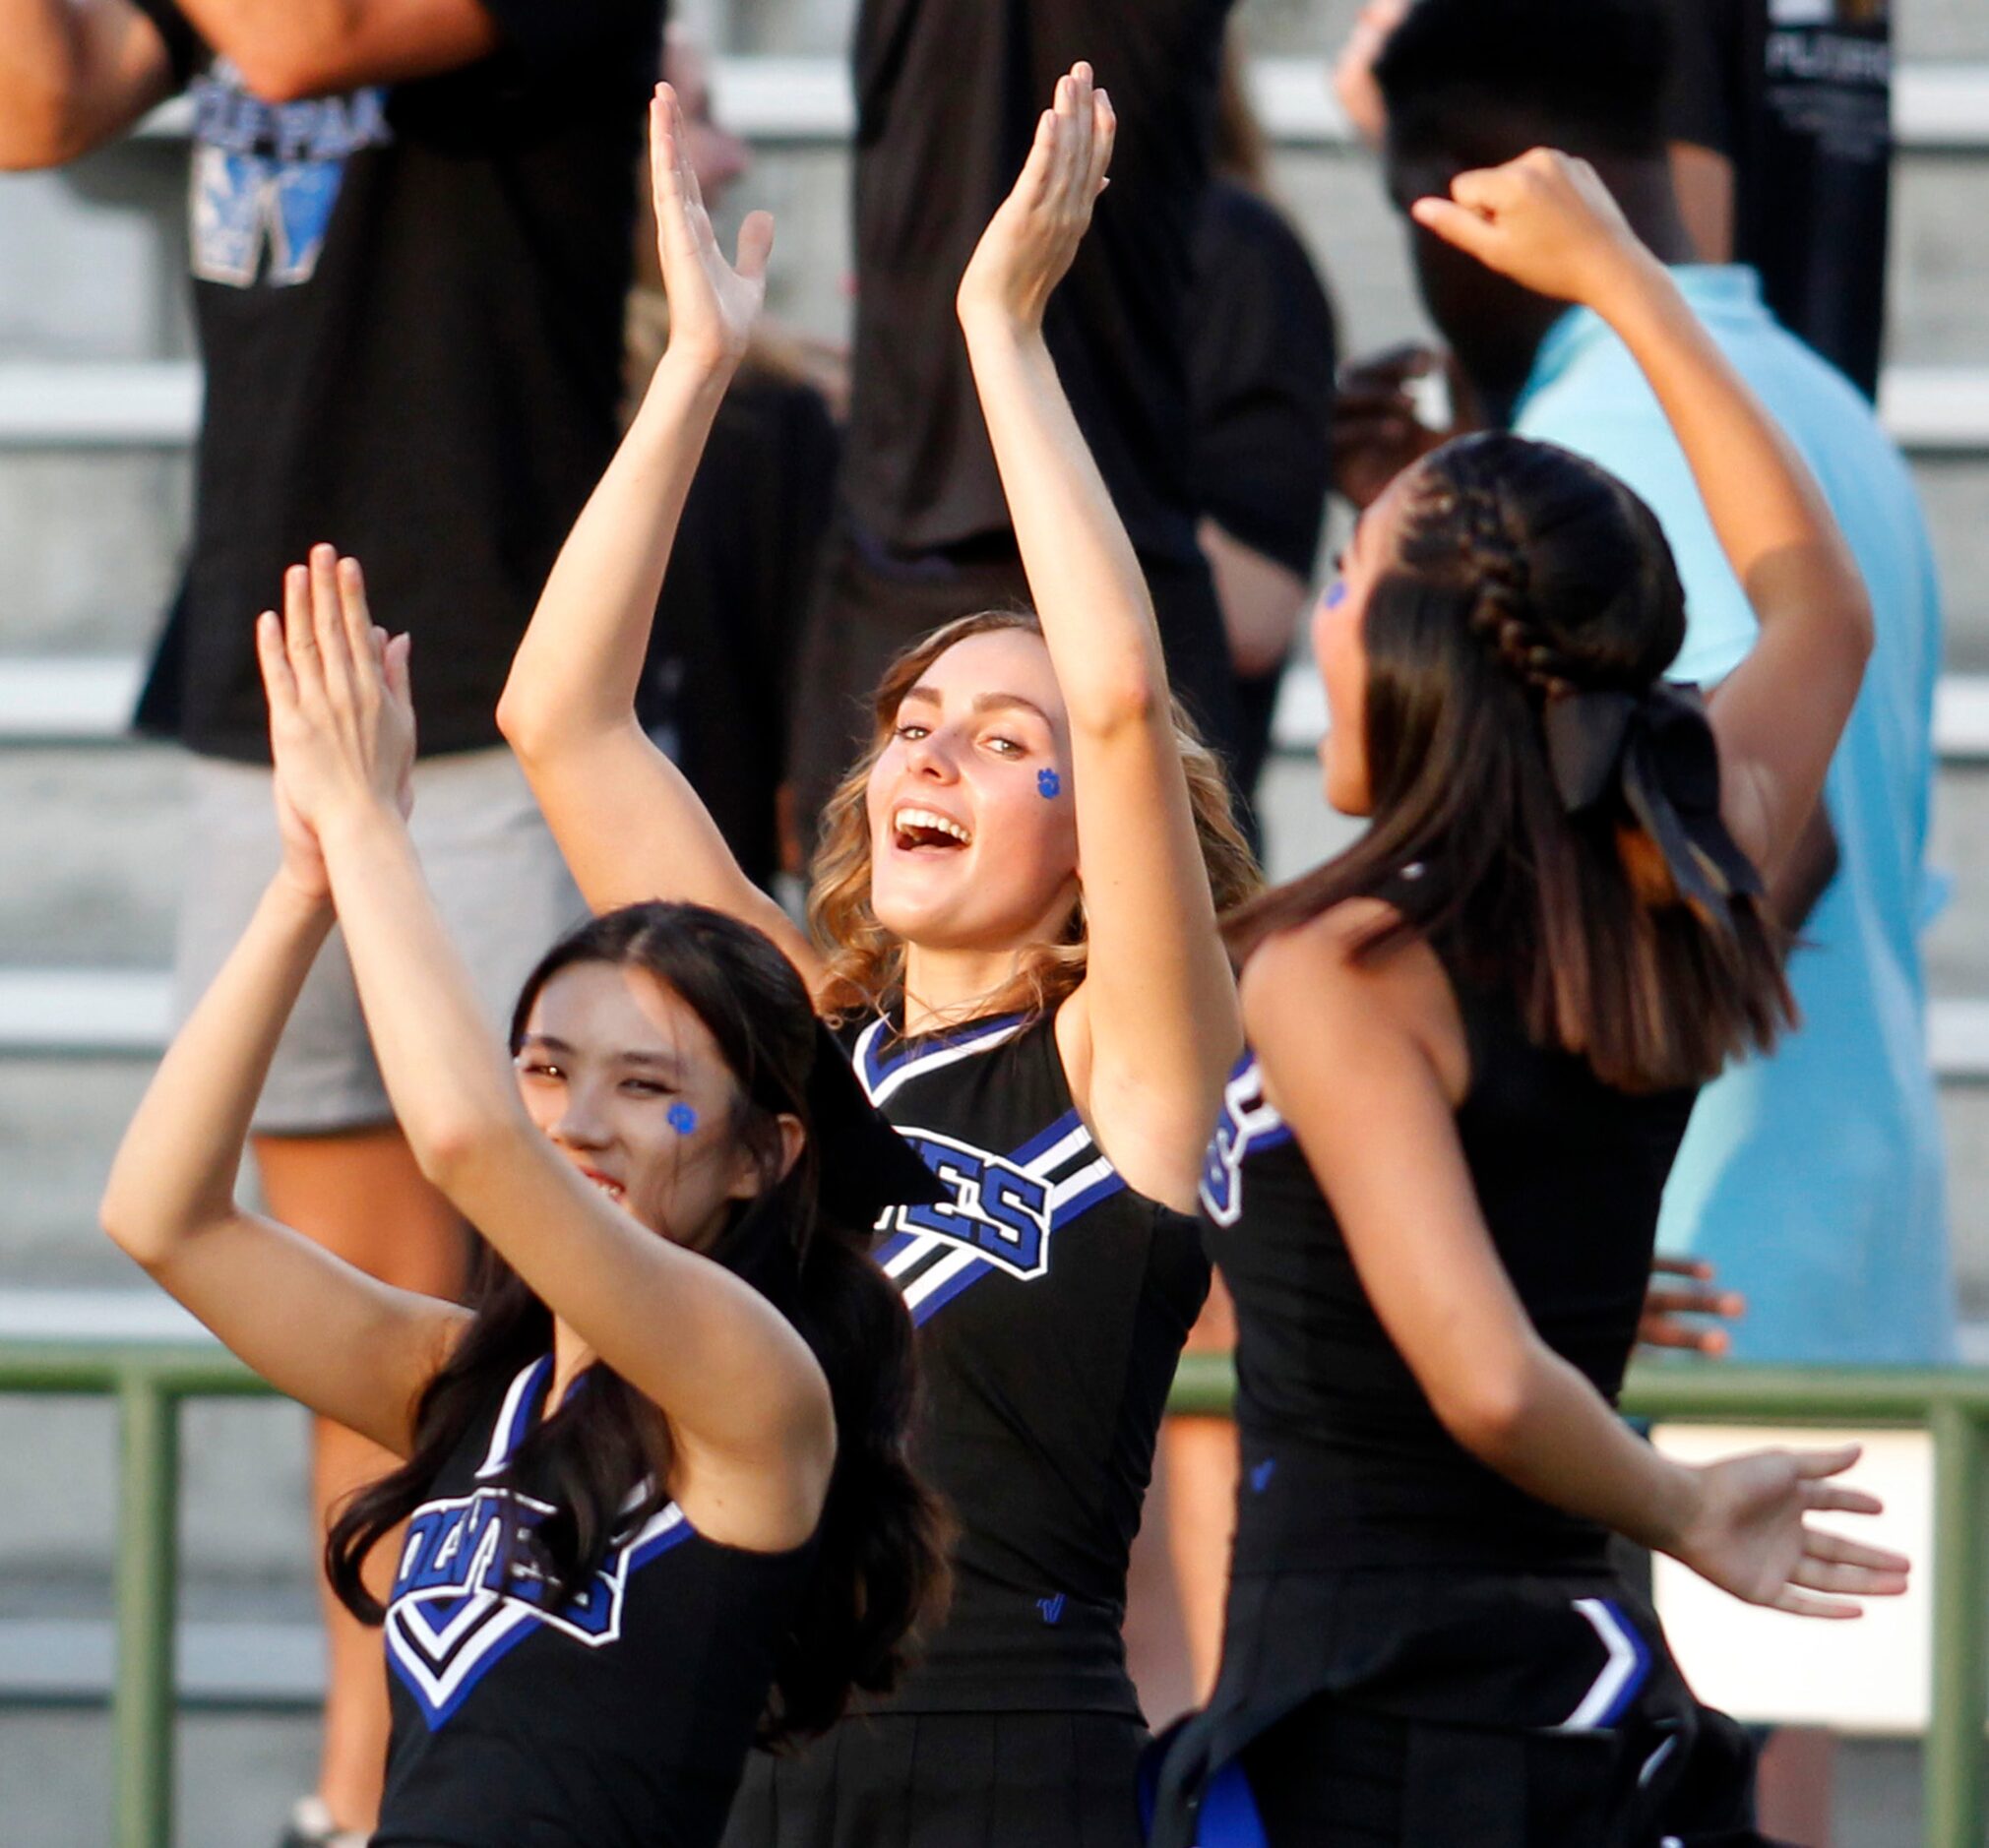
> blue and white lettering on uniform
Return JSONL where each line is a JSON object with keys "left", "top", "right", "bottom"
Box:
{"left": 384, "top": 1356, "right": 691, "bottom": 1729}
{"left": 189, "top": 60, "right": 393, "bottom": 287}
{"left": 1199, "top": 1051, "right": 1293, "bottom": 1229}
{"left": 854, "top": 1015, "right": 1124, "bottom": 1324}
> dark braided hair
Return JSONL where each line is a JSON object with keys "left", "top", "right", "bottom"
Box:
{"left": 1229, "top": 433, "right": 1792, "bottom": 1092}
{"left": 1459, "top": 481, "right": 1579, "bottom": 703}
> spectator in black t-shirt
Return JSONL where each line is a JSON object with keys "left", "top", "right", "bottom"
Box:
{"left": 1662, "top": 0, "right": 1892, "bottom": 399}
{"left": 0, "top": 5, "right": 660, "bottom": 1843}
{"left": 1188, "top": 42, "right": 1338, "bottom": 812}
{"left": 624, "top": 31, "right": 841, "bottom": 893}
{"left": 785, "top": 0, "right": 1245, "bottom": 839}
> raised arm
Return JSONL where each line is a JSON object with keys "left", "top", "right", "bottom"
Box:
{"left": 98, "top": 750, "right": 466, "bottom": 1455}
{"left": 0, "top": 0, "right": 177, "bottom": 169}
{"left": 271, "top": 549, "right": 833, "bottom": 1547}
{"left": 157, "top": 0, "right": 500, "bottom": 102}
{"left": 497, "top": 85, "right": 817, "bottom": 982}
{"left": 955, "top": 64, "right": 1241, "bottom": 1199}
{"left": 1246, "top": 916, "right": 1908, "bottom": 1617}
{"left": 1411, "top": 151, "right": 1872, "bottom": 884}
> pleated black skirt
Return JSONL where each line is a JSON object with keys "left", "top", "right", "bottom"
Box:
{"left": 719, "top": 1711, "right": 1148, "bottom": 1848}
{"left": 1150, "top": 1566, "right": 1772, "bottom": 1848}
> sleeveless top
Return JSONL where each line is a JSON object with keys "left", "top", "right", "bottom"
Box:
{"left": 375, "top": 1355, "right": 816, "bottom": 1847}
{"left": 846, "top": 1004, "right": 1211, "bottom": 1712}
{"left": 1200, "top": 946, "right": 1698, "bottom": 1575}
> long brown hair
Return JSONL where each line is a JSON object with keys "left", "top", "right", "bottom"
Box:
{"left": 1226, "top": 434, "right": 1792, "bottom": 1093}
{"left": 806, "top": 609, "right": 1262, "bottom": 1025}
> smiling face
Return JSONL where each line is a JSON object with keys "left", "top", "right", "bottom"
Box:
{"left": 514, "top": 962, "right": 776, "bottom": 1250}
{"left": 863, "top": 627, "right": 1082, "bottom": 952}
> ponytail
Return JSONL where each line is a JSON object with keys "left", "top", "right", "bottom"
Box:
{"left": 763, "top": 1226, "right": 952, "bottom": 1745}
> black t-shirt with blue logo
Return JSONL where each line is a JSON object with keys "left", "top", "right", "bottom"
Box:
{"left": 127, "top": 0, "right": 663, "bottom": 760}
{"left": 844, "top": 1005, "right": 1210, "bottom": 1713}
{"left": 375, "top": 1354, "right": 815, "bottom": 1846}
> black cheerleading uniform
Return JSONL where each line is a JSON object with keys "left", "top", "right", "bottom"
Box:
{"left": 1150, "top": 941, "right": 1768, "bottom": 1848}
{"left": 375, "top": 1354, "right": 815, "bottom": 1848}
{"left": 723, "top": 1004, "right": 1211, "bottom": 1848}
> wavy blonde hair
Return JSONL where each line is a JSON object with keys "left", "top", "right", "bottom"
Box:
{"left": 806, "top": 610, "right": 1263, "bottom": 1025}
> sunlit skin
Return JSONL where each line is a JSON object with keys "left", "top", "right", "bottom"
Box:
{"left": 865, "top": 629, "right": 1084, "bottom": 995}
{"left": 512, "top": 961, "right": 798, "bottom": 1259}
{"left": 1313, "top": 464, "right": 1419, "bottom": 817}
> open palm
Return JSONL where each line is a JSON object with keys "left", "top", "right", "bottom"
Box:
{"left": 1675, "top": 1444, "right": 1910, "bottom": 1619}
{"left": 958, "top": 62, "right": 1115, "bottom": 335}
{"left": 650, "top": 81, "right": 773, "bottom": 369}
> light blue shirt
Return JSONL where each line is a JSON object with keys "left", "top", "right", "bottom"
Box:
{"left": 1514, "top": 267, "right": 1953, "bottom": 1364}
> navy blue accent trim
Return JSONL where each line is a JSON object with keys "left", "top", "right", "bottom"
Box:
{"left": 1010, "top": 1105, "right": 1085, "bottom": 1168}
{"left": 874, "top": 1228, "right": 916, "bottom": 1266}
{"left": 626, "top": 1517, "right": 697, "bottom": 1571}
{"left": 1598, "top": 1599, "right": 1652, "bottom": 1725}
{"left": 907, "top": 1256, "right": 993, "bottom": 1325}
{"left": 391, "top": 1609, "right": 539, "bottom": 1731}
{"left": 502, "top": 1355, "right": 554, "bottom": 1462}
{"left": 857, "top": 1010, "right": 1029, "bottom": 1094}
{"left": 1050, "top": 1168, "right": 1126, "bottom": 1227}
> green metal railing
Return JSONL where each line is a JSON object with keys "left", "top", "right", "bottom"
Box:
{"left": 2, "top": 1341, "right": 1985, "bottom": 1847}
{"left": 0, "top": 1341, "right": 268, "bottom": 1848}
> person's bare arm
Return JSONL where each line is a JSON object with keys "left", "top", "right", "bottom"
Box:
{"left": 1768, "top": 799, "right": 1839, "bottom": 932}
{"left": 1246, "top": 914, "right": 1908, "bottom": 1617}
{"left": 1668, "top": 141, "right": 1736, "bottom": 265}
{"left": 267, "top": 550, "right": 834, "bottom": 1549}
{"left": 0, "top": 0, "right": 178, "bottom": 169}
{"left": 1199, "top": 520, "right": 1310, "bottom": 681}
{"left": 1411, "top": 150, "right": 1872, "bottom": 886}
{"left": 956, "top": 65, "right": 1241, "bottom": 1204}
{"left": 99, "top": 870, "right": 468, "bottom": 1454}
{"left": 497, "top": 86, "right": 818, "bottom": 980}
{"left": 167, "top": 0, "right": 499, "bottom": 102}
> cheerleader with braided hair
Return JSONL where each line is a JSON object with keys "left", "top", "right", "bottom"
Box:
{"left": 1152, "top": 151, "right": 1908, "bottom": 1846}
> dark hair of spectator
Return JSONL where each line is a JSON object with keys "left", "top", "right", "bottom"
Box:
{"left": 326, "top": 900, "right": 950, "bottom": 1746}
{"left": 1374, "top": 0, "right": 1675, "bottom": 161}
{"left": 1225, "top": 434, "right": 1793, "bottom": 1094}
{"left": 808, "top": 609, "right": 1262, "bottom": 1026}
{"left": 1213, "top": 31, "right": 1272, "bottom": 193}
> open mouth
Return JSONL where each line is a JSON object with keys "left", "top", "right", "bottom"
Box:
{"left": 579, "top": 1168, "right": 626, "bottom": 1204}
{"left": 892, "top": 806, "right": 972, "bottom": 853}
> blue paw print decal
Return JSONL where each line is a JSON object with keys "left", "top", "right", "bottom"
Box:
{"left": 1037, "top": 768, "right": 1062, "bottom": 800}
{"left": 666, "top": 1103, "right": 698, "bottom": 1135}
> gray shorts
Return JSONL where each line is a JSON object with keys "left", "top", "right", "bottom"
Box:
{"left": 172, "top": 749, "right": 586, "bottom": 1136}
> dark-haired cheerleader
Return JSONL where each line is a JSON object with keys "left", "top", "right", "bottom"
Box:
{"left": 100, "top": 550, "right": 947, "bottom": 1847}
{"left": 1152, "top": 153, "right": 1908, "bottom": 1846}
{"left": 500, "top": 69, "right": 1246, "bottom": 1848}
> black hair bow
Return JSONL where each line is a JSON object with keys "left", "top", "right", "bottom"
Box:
{"left": 1541, "top": 682, "right": 1763, "bottom": 920}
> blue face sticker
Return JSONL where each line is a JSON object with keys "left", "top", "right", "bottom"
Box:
{"left": 1324, "top": 581, "right": 1348, "bottom": 610}
{"left": 666, "top": 1102, "right": 698, "bottom": 1136}
{"left": 1037, "top": 768, "right": 1062, "bottom": 800}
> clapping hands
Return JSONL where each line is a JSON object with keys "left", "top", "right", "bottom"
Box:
{"left": 254, "top": 545, "right": 415, "bottom": 901}
{"left": 651, "top": 80, "right": 774, "bottom": 371}
{"left": 958, "top": 62, "right": 1115, "bottom": 337}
